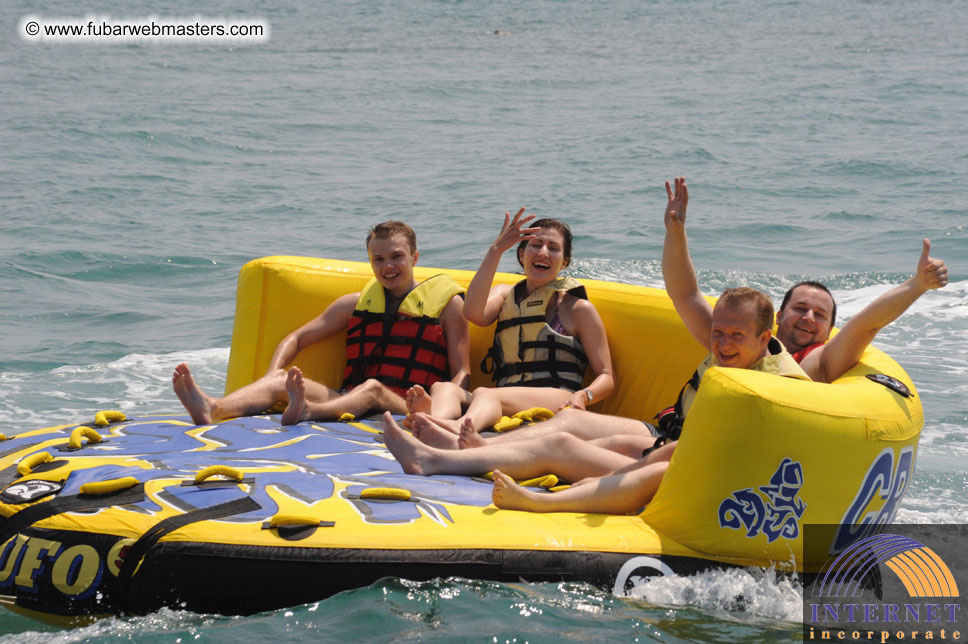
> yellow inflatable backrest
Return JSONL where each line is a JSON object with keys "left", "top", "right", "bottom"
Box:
{"left": 224, "top": 256, "right": 709, "bottom": 421}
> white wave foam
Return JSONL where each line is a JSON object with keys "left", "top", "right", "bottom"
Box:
{"left": 831, "top": 278, "right": 968, "bottom": 323}
{"left": 0, "top": 348, "right": 229, "bottom": 426}
{"left": 1, "top": 607, "right": 229, "bottom": 644}
{"left": 625, "top": 566, "right": 803, "bottom": 623}
{"left": 895, "top": 506, "right": 968, "bottom": 524}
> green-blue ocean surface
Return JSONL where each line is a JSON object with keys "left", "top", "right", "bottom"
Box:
{"left": 1, "top": 0, "right": 966, "bottom": 641}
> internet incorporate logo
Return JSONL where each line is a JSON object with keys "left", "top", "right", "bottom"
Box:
{"left": 805, "top": 530, "right": 964, "bottom": 643}
{"left": 818, "top": 534, "right": 959, "bottom": 599}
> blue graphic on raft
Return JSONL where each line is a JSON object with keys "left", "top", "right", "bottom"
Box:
{"left": 833, "top": 446, "right": 914, "bottom": 554}
{"left": 36, "top": 416, "right": 494, "bottom": 524}
{"left": 718, "top": 458, "right": 806, "bottom": 542}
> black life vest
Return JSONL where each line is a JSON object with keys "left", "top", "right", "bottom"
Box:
{"left": 342, "top": 274, "right": 464, "bottom": 396}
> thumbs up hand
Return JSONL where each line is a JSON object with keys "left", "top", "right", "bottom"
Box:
{"left": 916, "top": 239, "right": 949, "bottom": 291}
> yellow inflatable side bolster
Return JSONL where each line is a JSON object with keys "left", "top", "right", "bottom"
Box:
{"left": 712, "top": 365, "right": 922, "bottom": 441}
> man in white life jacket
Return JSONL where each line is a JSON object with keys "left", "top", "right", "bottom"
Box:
{"left": 172, "top": 221, "right": 470, "bottom": 426}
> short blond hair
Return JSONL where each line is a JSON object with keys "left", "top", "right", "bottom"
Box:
{"left": 366, "top": 221, "right": 417, "bottom": 254}
{"left": 715, "top": 287, "right": 774, "bottom": 335}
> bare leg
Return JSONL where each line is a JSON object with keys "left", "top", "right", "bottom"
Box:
{"left": 424, "top": 385, "right": 575, "bottom": 437}
{"left": 174, "top": 362, "right": 340, "bottom": 425}
{"left": 410, "top": 413, "right": 460, "bottom": 449}
{"left": 172, "top": 363, "right": 218, "bottom": 425}
{"left": 491, "top": 460, "right": 668, "bottom": 515}
{"left": 481, "top": 408, "right": 655, "bottom": 446}
{"left": 281, "top": 367, "right": 308, "bottom": 425}
{"left": 413, "top": 413, "right": 462, "bottom": 435}
{"left": 587, "top": 434, "right": 655, "bottom": 459}
{"left": 382, "top": 412, "right": 635, "bottom": 481}
{"left": 428, "top": 381, "right": 471, "bottom": 419}
{"left": 294, "top": 378, "right": 407, "bottom": 423}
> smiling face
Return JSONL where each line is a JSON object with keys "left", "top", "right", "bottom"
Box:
{"left": 710, "top": 301, "right": 772, "bottom": 369}
{"left": 775, "top": 285, "right": 834, "bottom": 353}
{"left": 367, "top": 234, "right": 418, "bottom": 296}
{"left": 518, "top": 227, "right": 568, "bottom": 287}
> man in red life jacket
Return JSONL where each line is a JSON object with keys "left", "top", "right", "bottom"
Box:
{"left": 172, "top": 221, "right": 470, "bottom": 426}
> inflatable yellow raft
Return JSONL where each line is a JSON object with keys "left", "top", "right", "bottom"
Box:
{"left": 0, "top": 256, "right": 922, "bottom": 620}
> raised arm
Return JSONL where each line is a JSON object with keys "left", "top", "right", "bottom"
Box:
{"left": 808, "top": 239, "right": 949, "bottom": 383}
{"left": 440, "top": 294, "right": 472, "bottom": 389}
{"left": 266, "top": 293, "right": 358, "bottom": 373}
{"left": 463, "top": 208, "right": 539, "bottom": 326}
{"left": 661, "top": 177, "right": 713, "bottom": 350}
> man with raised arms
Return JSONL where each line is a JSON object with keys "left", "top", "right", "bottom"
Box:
{"left": 413, "top": 176, "right": 948, "bottom": 455}
{"left": 172, "top": 221, "right": 470, "bottom": 426}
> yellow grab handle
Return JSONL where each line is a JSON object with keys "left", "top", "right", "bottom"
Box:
{"left": 68, "top": 427, "right": 103, "bottom": 450}
{"left": 94, "top": 410, "right": 126, "bottom": 426}
{"left": 265, "top": 514, "right": 322, "bottom": 528}
{"left": 338, "top": 412, "right": 355, "bottom": 422}
{"left": 512, "top": 407, "right": 554, "bottom": 422}
{"left": 80, "top": 476, "right": 139, "bottom": 495}
{"left": 492, "top": 416, "right": 523, "bottom": 432}
{"left": 517, "top": 474, "right": 559, "bottom": 489}
{"left": 18, "top": 451, "right": 53, "bottom": 477}
{"left": 359, "top": 487, "right": 411, "bottom": 501}
{"left": 194, "top": 465, "right": 244, "bottom": 484}
{"left": 482, "top": 472, "right": 559, "bottom": 488}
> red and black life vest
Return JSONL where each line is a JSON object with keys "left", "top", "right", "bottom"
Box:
{"left": 792, "top": 341, "right": 825, "bottom": 364}
{"left": 342, "top": 274, "right": 464, "bottom": 396}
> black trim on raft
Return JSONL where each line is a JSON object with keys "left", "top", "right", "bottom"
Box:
{"left": 119, "top": 541, "right": 727, "bottom": 616}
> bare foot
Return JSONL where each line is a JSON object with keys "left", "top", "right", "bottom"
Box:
{"left": 281, "top": 367, "right": 309, "bottom": 425}
{"left": 382, "top": 411, "right": 441, "bottom": 476}
{"left": 172, "top": 363, "right": 217, "bottom": 425}
{"left": 419, "top": 413, "right": 461, "bottom": 435}
{"left": 411, "top": 413, "right": 459, "bottom": 449}
{"left": 457, "top": 417, "right": 486, "bottom": 449}
{"left": 405, "top": 385, "right": 432, "bottom": 415}
{"left": 491, "top": 470, "right": 544, "bottom": 512}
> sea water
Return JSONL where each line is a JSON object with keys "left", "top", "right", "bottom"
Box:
{"left": 1, "top": 0, "right": 966, "bottom": 641}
